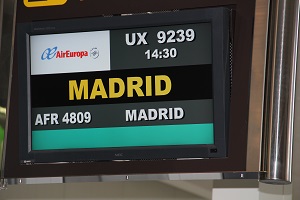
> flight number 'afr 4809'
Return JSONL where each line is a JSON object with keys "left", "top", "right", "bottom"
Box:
{"left": 34, "top": 112, "right": 92, "bottom": 126}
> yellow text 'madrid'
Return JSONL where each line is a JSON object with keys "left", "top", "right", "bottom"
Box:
{"left": 69, "top": 75, "right": 172, "bottom": 100}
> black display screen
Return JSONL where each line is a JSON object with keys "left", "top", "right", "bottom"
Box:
{"left": 18, "top": 7, "right": 230, "bottom": 163}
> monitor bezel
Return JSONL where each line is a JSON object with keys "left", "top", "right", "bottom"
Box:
{"left": 17, "top": 7, "right": 230, "bottom": 164}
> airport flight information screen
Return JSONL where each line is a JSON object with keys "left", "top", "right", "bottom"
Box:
{"left": 29, "top": 22, "right": 214, "bottom": 152}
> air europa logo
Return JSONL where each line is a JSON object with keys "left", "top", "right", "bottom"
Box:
{"left": 41, "top": 46, "right": 90, "bottom": 60}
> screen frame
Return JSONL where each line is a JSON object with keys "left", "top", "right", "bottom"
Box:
{"left": 17, "top": 7, "right": 230, "bottom": 164}
{"left": 3, "top": 0, "right": 256, "bottom": 178}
